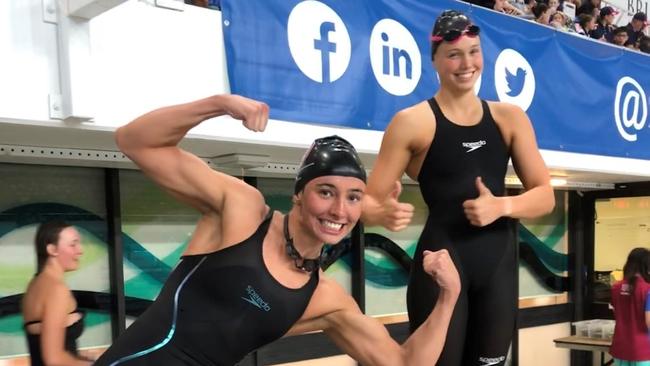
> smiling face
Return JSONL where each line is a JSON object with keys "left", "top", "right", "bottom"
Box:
{"left": 295, "top": 175, "right": 365, "bottom": 245}
{"left": 48, "top": 227, "right": 84, "bottom": 272}
{"left": 433, "top": 35, "right": 483, "bottom": 93}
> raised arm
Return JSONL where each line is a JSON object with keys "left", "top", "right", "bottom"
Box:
{"left": 39, "top": 285, "right": 91, "bottom": 366}
{"left": 115, "top": 94, "right": 268, "bottom": 214}
{"left": 363, "top": 104, "right": 431, "bottom": 231}
{"left": 299, "top": 249, "right": 459, "bottom": 366}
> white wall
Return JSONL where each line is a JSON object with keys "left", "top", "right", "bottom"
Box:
{"left": 519, "top": 323, "right": 571, "bottom": 366}
{"left": 0, "top": 1, "right": 59, "bottom": 121}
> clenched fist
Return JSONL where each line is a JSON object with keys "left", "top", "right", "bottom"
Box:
{"left": 423, "top": 249, "right": 460, "bottom": 296}
{"left": 222, "top": 94, "right": 269, "bottom": 132}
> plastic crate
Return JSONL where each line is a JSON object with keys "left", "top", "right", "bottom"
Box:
{"left": 572, "top": 319, "right": 615, "bottom": 339}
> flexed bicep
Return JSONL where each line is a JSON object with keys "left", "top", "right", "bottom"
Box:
{"left": 115, "top": 95, "right": 269, "bottom": 215}
{"left": 124, "top": 146, "right": 232, "bottom": 213}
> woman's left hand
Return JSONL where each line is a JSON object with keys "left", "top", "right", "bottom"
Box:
{"left": 462, "top": 177, "right": 508, "bottom": 227}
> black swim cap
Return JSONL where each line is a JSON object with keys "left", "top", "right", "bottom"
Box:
{"left": 431, "top": 10, "right": 475, "bottom": 58}
{"left": 294, "top": 136, "right": 366, "bottom": 194}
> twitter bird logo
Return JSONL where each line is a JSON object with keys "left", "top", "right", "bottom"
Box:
{"left": 494, "top": 49, "right": 535, "bottom": 110}
{"left": 505, "top": 67, "right": 526, "bottom": 97}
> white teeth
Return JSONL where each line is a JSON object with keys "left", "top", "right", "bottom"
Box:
{"left": 322, "top": 221, "right": 343, "bottom": 230}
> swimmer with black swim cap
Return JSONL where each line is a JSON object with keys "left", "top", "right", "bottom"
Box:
{"left": 97, "top": 93, "right": 460, "bottom": 366}
{"left": 287, "top": 135, "right": 367, "bottom": 272}
{"left": 430, "top": 10, "right": 480, "bottom": 57}
{"left": 294, "top": 135, "right": 366, "bottom": 194}
{"left": 363, "top": 8, "right": 554, "bottom": 366}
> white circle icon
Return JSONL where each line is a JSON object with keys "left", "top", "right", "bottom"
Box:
{"left": 369, "top": 19, "right": 421, "bottom": 96}
{"left": 494, "top": 49, "right": 535, "bottom": 111}
{"left": 614, "top": 76, "right": 647, "bottom": 142}
{"left": 287, "top": 1, "right": 351, "bottom": 83}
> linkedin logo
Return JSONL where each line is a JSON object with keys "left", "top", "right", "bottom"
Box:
{"left": 287, "top": 1, "right": 351, "bottom": 83}
{"left": 369, "top": 19, "right": 421, "bottom": 96}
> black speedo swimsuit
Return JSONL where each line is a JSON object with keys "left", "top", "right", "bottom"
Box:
{"left": 95, "top": 211, "right": 318, "bottom": 366}
{"left": 408, "top": 98, "right": 516, "bottom": 366}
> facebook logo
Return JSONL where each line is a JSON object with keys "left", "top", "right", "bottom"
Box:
{"left": 287, "top": 1, "right": 351, "bottom": 83}
{"left": 369, "top": 19, "right": 421, "bottom": 96}
{"left": 314, "top": 22, "right": 337, "bottom": 83}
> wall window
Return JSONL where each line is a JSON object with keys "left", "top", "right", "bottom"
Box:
{"left": 594, "top": 196, "right": 650, "bottom": 304}
{"left": 118, "top": 170, "right": 200, "bottom": 325}
{"left": 517, "top": 190, "right": 569, "bottom": 306}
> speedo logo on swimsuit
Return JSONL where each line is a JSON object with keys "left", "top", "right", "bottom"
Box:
{"left": 462, "top": 140, "right": 486, "bottom": 153}
{"left": 242, "top": 285, "right": 271, "bottom": 312}
{"left": 479, "top": 356, "right": 506, "bottom": 366}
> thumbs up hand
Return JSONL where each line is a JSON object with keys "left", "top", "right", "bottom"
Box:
{"left": 462, "top": 177, "right": 508, "bottom": 227}
{"left": 381, "top": 181, "right": 415, "bottom": 231}
{"left": 362, "top": 180, "right": 415, "bottom": 231}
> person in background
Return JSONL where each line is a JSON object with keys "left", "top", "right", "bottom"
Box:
{"left": 638, "top": 35, "right": 650, "bottom": 53}
{"left": 550, "top": 11, "right": 570, "bottom": 31}
{"left": 609, "top": 26, "right": 630, "bottom": 47}
{"left": 466, "top": 0, "right": 524, "bottom": 15}
{"left": 610, "top": 247, "right": 650, "bottom": 366}
{"left": 590, "top": 6, "right": 617, "bottom": 41}
{"left": 21, "top": 221, "right": 92, "bottom": 366}
{"left": 574, "top": 13, "right": 597, "bottom": 36}
{"left": 576, "top": 0, "right": 600, "bottom": 17}
{"left": 533, "top": 3, "right": 552, "bottom": 25}
{"left": 625, "top": 12, "right": 647, "bottom": 47}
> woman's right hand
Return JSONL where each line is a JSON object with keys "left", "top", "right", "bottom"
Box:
{"left": 363, "top": 181, "right": 414, "bottom": 231}
{"left": 221, "top": 94, "right": 269, "bottom": 132}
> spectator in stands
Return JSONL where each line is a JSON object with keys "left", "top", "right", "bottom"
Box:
{"left": 514, "top": 0, "right": 537, "bottom": 19}
{"left": 548, "top": 0, "right": 560, "bottom": 12}
{"left": 533, "top": 3, "right": 551, "bottom": 24}
{"left": 625, "top": 12, "right": 647, "bottom": 47}
{"left": 639, "top": 35, "right": 650, "bottom": 53}
{"left": 564, "top": 0, "right": 582, "bottom": 15}
{"left": 576, "top": 0, "right": 600, "bottom": 17}
{"left": 574, "top": 13, "right": 597, "bottom": 36}
{"left": 466, "top": 0, "right": 523, "bottom": 15}
{"left": 590, "top": 6, "right": 617, "bottom": 41}
{"left": 550, "top": 11, "right": 570, "bottom": 30}
{"left": 610, "top": 26, "right": 630, "bottom": 47}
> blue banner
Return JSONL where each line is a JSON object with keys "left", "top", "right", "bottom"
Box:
{"left": 221, "top": 0, "right": 650, "bottom": 160}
